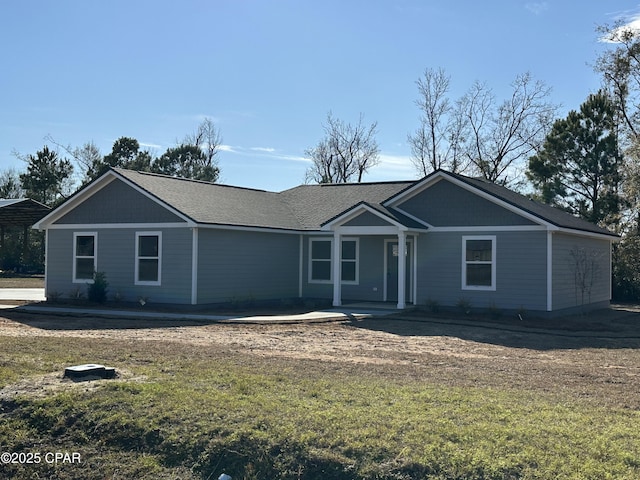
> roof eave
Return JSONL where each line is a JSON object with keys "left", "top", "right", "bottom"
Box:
{"left": 33, "top": 170, "right": 117, "bottom": 230}
{"left": 321, "top": 201, "right": 413, "bottom": 230}
{"left": 34, "top": 168, "right": 198, "bottom": 230}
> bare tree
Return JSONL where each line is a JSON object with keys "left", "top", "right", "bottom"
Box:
{"left": 570, "top": 246, "right": 602, "bottom": 309}
{"left": 183, "top": 117, "right": 222, "bottom": 168}
{"left": 408, "top": 70, "right": 556, "bottom": 183}
{"left": 42, "top": 135, "right": 102, "bottom": 186}
{"left": 596, "top": 23, "right": 640, "bottom": 233}
{"left": 596, "top": 22, "right": 640, "bottom": 141}
{"left": 0, "top": 168, "right": 24, "bottom": 198}
{"left": 305, "top": 112, "right": 379, "bottom": 183}
{"left": 408, "top": 68, "right": 469, "bottom": 175}
{"left": 458, "top": 72, "right": 558, "bottom": 184}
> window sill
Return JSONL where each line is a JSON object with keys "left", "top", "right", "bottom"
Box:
{"left": 462, "top": 285, "right": 496, "bottom": 291}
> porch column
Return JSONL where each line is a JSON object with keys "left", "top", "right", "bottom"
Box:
{"left": 332, "top": 231, "right": 341, "bottom": 307}
{"left": 397, "top": 230, "right": 406, "bottom": 309}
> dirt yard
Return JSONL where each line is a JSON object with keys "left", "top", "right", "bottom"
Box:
{"left": 1, "top": 305, "right": 640, "bottom": 409}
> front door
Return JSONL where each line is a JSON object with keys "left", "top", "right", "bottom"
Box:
{"left": 386, "top": 240, "right": 412, "bottom": 303}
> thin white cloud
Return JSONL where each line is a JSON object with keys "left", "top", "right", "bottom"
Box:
{"left": 367, "top": 153, "right": 417, "bottom": 181}
{"left": 218, "top": 144, "right": 309, "bottom": 163}
{"left": 525, "top": 2, "right": 548, "bottom": 15}
{"left": 218, "top": 144, "right": 238, "bottom": 153}
{"left": 139, "top": 142, "right": 163, "bottom": 150}
{"left": 193, "top": 113, "right": 222, "bottom": 124}
{"left": 601, "top": 12, "right": 640, "bottom": 43}
{"left": 250, "top": 147, "right": 276, "bottom": 153}
{"left": 276, "top": 154, "right": 310, "bottom": 163}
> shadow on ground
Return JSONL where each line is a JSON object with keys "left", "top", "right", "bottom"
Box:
{"left": 0, "top": 308, "right": 224, "bottom": 330}
{"left": 3, "top": 302, "right": 640, "bottom": 351}
{"left": 348, "top": 304, "right": 640, "bottom": 351}
{"left": 0, "top": 300, "right": 355, "bottom": 330}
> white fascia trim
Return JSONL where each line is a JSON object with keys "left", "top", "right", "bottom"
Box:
{"left": 35, "top": 169, "right": 197, "bottom": 229}
{"left": 47, "top": 222, "right": 189, "bottom": 230}
{"left": 333, "top": 225, "right": 406, "bottom": 235}
{"left": 390, "top": 206, "right": 433, "bottom": 229}
{"left": 553, "top": 226, "right": 620, "bottom": 242}
{"left": 321, "top": 203, "right": 407, "bottom": 230}
{"left": 435, "top": 175, "right": 553, "bottom": 227}
{"left": 383, "top": 174, "right": 444, "bottom": 206}
{"left": 196, "top": 223, "right": 303, "bottom": 235}
{"left": 111, "top": 172, "right": 196, "bottom": 226}
{"left": 428, "top": 225, "right": 547, "bottom": 233}
{"left": 33, "top": 172, "right": 116, "bottom": 229}
{"left": 385, "top": 172, "right": 552, "bottom": 229}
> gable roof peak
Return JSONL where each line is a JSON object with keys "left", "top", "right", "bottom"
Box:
{"left": 112, "top": 168, "right": 269, "bottom": 194}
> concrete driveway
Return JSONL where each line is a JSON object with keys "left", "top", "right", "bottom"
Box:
{"left": 0, "top": 288, "right": 46, "bottom": 301}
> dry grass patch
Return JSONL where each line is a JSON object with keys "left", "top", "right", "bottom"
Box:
{"left": 0, "top": 310, "right": 639, "bottom": 479}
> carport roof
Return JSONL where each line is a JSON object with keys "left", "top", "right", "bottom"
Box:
{"left": 0, "top": 199, "right": 51, "bottom": 227}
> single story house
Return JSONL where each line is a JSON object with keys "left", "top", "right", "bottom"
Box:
{"left": 33, "top": 167, "right": 619, "bottom": 315}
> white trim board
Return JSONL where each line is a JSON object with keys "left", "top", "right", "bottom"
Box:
{"left": 134, "top": 231, "right": 162, "bottom": 286}
{"left": 322, "top": 202, "right": 408, "bottom": 230}
{"left": 383, "top": 237, "right": 414, "bottom": 303}
{"left": 34, "top": 170, "right": 196, "bottom": 229}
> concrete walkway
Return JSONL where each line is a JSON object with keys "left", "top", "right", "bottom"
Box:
{"left": 0, "top": 288, "right": 45, "bottom": 301}
{"left": 9, "top": 302, "right": 398, "bottom": 324}
{"left": 0, "top": 287, "right": 398, "bottom": 323}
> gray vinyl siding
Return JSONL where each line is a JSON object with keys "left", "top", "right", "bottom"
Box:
{"left": 301, "top": 235, "right": 389, "bottom": 302}
{"left": 343, "top": 211, "right": 394, "bottom": 227}
{"left": 552, "top": 233, "right": 611, "bottom": 310}
{"left": 55, "top": 179, "right": 185, "bottom": 224}
{"left": 416, "top": 230, "right": 548, "bottom": 311}
{"left": 398, "top": 179, "right": 537, "bottom": 227}
{"left": 196, "top": 229, "right": 299, "bottom": 303}
{"left": 46, "top": 227, "right": 193, "bottom": 304}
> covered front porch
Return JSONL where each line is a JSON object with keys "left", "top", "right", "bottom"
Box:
{"left": 320, "top": 203, "right": 429, "bottom": 310}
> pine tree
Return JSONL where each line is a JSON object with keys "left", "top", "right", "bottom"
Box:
{"left": 19, "top": 146, "right": 73, "bottom": 206}
{"left": 527, "top": 91, "right": 623, "bottom": 227}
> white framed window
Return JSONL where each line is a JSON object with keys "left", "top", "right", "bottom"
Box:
{"left": 462, "top": 235, "right": 496, "bottom": 290}
{"left": 308, "top": 237, "right": 359, "bottom": 284}
{"left": 73, "top": 232, "right": 97, "bottom": 283}
{"left": 341, "top": 239, "right": 359, "bottom": 284}
{"left": 135, "top": 232, "right": 162, "bottom": 286}
{"left": 309, "top": 238, "right": 332, "bottom": 283}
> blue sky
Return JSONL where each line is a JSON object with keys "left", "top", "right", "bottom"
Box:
{"left": 1, "top": 1, "right": 638, "bottom": 191}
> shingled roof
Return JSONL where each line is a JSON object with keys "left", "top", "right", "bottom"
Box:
{"left": 280, "top": 181, "right": 415, "bottom": 229}
{"left": 111, "top": 168, "right": 616, "bottom": 237}
{"left": 114, "top": 169, "right": 414, "bottom": 230}
{"left": 115, "top": 169, "right": 301, "bottom": 230}
{"left": 448, "top": 173, "right": 616, "bottom": 237}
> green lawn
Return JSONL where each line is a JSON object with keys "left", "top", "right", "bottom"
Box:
{"left": 0, "top": 334, "right": 639, "bottom": 479}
